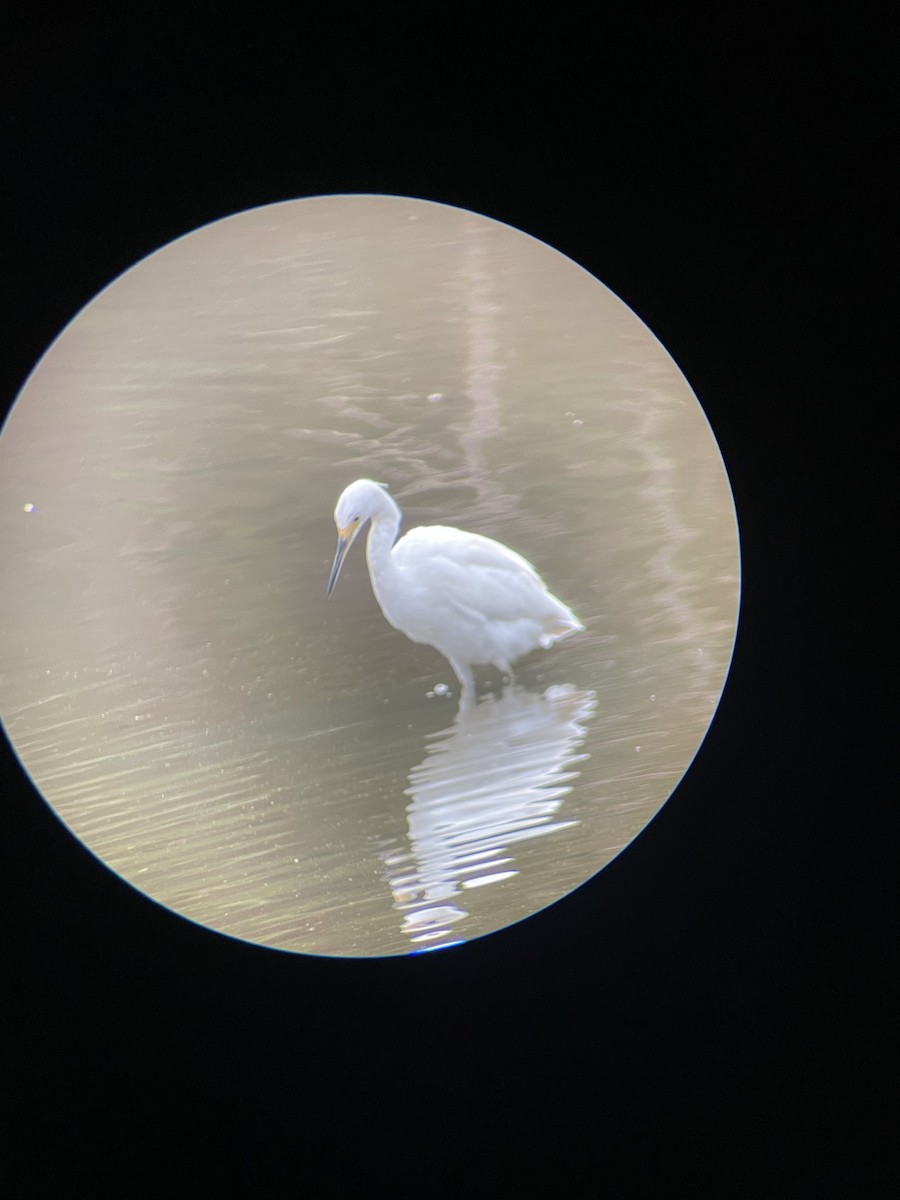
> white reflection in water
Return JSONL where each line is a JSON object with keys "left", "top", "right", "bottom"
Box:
{"left": 380, "top": 684, "right": 597, "bottom": 950}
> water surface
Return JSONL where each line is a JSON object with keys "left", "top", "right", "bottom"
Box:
{"left": 0, "top": 196, "right": 739, "bottom": 955}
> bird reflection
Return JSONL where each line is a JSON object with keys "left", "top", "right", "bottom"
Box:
{"left": 379, "top": 683, "right": 596, "bottom": 950}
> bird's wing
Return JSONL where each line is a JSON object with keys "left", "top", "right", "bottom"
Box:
{"left": 393, "top": 525, "right": 542, "bottom": 580}
{"left": 393, "top": 525, "right": 560, "bottom": 624}
{"left": 396, "top": 525, "right": 542, "bottom": 576}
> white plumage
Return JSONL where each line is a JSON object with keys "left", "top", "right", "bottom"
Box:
{"left": 327, "top": 479, "right": 583, "bottom": 702}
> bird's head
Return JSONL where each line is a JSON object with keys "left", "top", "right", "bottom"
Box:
{"left": 327, "top": 479, "right": 391, "bottom": 596}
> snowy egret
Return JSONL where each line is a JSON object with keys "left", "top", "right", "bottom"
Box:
{"left": 327, "top": 479, "right": 584, "bottom": 702}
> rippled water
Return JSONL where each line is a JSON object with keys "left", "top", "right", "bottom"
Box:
{"left": 0, "top": 196, "right": 739, "bottom": 955}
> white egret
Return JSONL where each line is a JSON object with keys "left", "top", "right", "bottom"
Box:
{"left": 327, "top": 479, "right": 584, "bottom": 703}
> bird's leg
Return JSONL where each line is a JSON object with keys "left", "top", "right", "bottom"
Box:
{"left": 450, "top": 660, "right": 476, "bottom": 708}
{"left": 495, "top": 662, "right": 515, "bottom": 693}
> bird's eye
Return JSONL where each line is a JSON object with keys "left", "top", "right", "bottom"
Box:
{"left": 353, "top": 514, "right": 361, "bottom": 522}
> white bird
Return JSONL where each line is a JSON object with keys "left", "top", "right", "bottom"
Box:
{"left": 327, "top": 479, "right": 584, "bottom": 703}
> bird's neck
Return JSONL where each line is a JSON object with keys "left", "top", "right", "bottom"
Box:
{"left": 365, "top": 502, "right": 401, "bottom": 586}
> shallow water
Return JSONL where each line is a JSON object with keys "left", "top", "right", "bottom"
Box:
{"left": 0, "top": 196, "right": 739, "bottom": 955}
